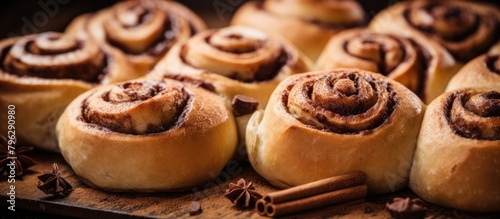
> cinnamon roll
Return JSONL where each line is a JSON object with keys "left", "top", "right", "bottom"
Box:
{"left": 0, "top": 32, "right": 131, "bottom": 151}
{"left": 370, "top": 0, "right": 500, "bottom": 63}
{"left": 56, "top": 78, "right": 237, "bottom": 191}
{"left": 316, "top": 28, "right": 461, "bottom": 104}
{"left": 446, "top": 54, "right": 500, "bottom": 91}
{"left": 231, "top": 0, "right": 366, "bottom": 60}
{"left": 66, "top": 0, "right": 206, "bottom": 76}
{"left": 246, "top": 69, "right": 425, "bottom": 194}
{"left": 149, "top": 25, "right": 311, "bottom": 153}
{"left": 150, "top": 25, "right": 311, "bottom": 107}
{"left": 410, "top": 89, "right": 500, "bottom": 212}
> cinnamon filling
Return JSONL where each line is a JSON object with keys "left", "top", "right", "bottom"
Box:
{"left": 208, "top": 33, "right": 265, "bottom": 54}
{"left": 403, "top": 1, "right": 499, "bottom": 61}
{"left": 466, "top": 92, "right": 500, "bottom": 117}
{"left": 286, "top": 71, "right": 397, "bottom": 134}
{"left": 104, "top": 1, "right": 179, "bottom": 56}
{"left": 406, "top": 3, "right": 478, "bottom": 42}
{"left": 106, "top": 18, "right": 177, "bottom": 56}
{"left": 104, "top": 82, "right": 161, "bottom": 103}
{"left": 81, "top": 80, "right": 190, "bottom": 134}
{"left": 343, "top": 33, "right": 407, "bottom": 76}
{"left": 180, "top": 26, "right": 290, "bottom": 82}
{"left": 0, "top": 32, "right": 107, "bottom": 82}
{"left": 410, "top": 40, "right": 432, "bottom": 101}
{"left": 341, "top": 33, "right": 430, "bottom": 101}
{"left": 447, "top": 91, "right": 500, "bottom": 140}
{"left": 252, "top": 50, "right": 288, "bottom": 82}
{"left": 28, "top": 35, "right": 80, "bottom": 55}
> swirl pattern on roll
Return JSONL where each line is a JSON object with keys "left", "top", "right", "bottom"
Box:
{"left": 81, "top": 79, "right": 190, "bottom": 134}
{"left": 343, "top": 34, "right": 407, "bottom": 75}
{"left": 1, "top": 32, "right": 106, "bottom": 82}
{"left": 101, "top": 0, "right": 204, "bottom": 56}
{"left": 285, "top": 70, "right": 397, "bottom": 134}
{"left": 245, "top": 69, "right": 424, "bottom": 194}
{"left": 317, "top": 29, "right": 429, "bottom": 98}
{"left": 446, "top": 90, "right": 500, "bottom": 140}
{"left": 403, "top": 0, "right": 499, "bottom": 61}
{"left": 56, "top": 77, "right": 237, "bottom": 191}
{"left": 179, "top": 26, "right": 289, "bottom": 82}
{"left": 262, "top": 0, "right": 365, "bottom": 28}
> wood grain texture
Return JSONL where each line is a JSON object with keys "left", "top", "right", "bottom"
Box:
{"left": 1, "top": 152, "right": 499, "bottom": 218}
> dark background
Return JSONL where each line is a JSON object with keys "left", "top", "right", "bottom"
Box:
{"left": 1, "top": 0, "right": 499, "bottom": 39}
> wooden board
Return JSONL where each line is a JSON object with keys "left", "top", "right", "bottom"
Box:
{"left": 1, "top": 151, "right": 499, "bottom": 218}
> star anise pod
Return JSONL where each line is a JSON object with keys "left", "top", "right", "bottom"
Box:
{"left": 386, "top": 197, "right": 426, "bottom": 219}
{"left": 224, "top": 178, "right": 262, "bottom": 208}
{"left": 0, "top": 134, "right": 35, "bottom": 177}
{"left": 37, "top": 163, "right": 73, "bottom": 196}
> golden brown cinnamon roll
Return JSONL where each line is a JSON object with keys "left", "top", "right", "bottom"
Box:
{"left": 370, "top": 0, "right": 500, "bottom": 63}
{"left": 447, "top": 54, "right": 500, "bottom": 91}
{"left": 246, "top": 69, "right": 425, "bottom": 194}
{"left": 149, "top": 25, "right": 311, "bottom": 153}
{"left": 410, "top": 89, "right": 500, "bottom": 212}
{"left": 66, "top": 0, "right": 206, "bottom": 76}
{"left": 316, "top": 28, "right": 461, "bottom": 103}
{"left": 231, "top": 0, "right": 366, "bottom": 60}
{"left": 0, "top": 32, "right": 132, "bottom": 151}
{"left": 150, "top": 25, "right": 311, "bottom": 106}
{"left": 56, "top": 78, "right": 237, "bottom": 192}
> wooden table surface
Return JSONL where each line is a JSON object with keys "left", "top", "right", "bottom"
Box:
{"left": 1, "top": 151, "right": 499, "bottom": 219}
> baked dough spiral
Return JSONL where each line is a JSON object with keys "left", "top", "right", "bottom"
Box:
{"left": 66, "top": 0, "right": 206, "bottom": 76}
{"left": 446, "top": 54, "right": 500, "bottom": 92}
{"left": 149, "top": 25, "right": 311, "bottom": 155}
{"left": 316, "top": 28, "right": 461, "bottom": 103}
{"left": 0, "top": 32, "right": 132, "bottom": 151}
{"left": 150, "top": 25, "right": 311, "bottom": 106}
{"left": 246, "top": 69, "right": 424, "bottom": 194}
{"left": 370, "top": 0, "right": 500, "bottom": 63}
{"left": 410, "top": 89, "right": 500, "bottom": 212}
{"left": 231, "top": 0, "right": 366, "bottom": 60}
{"left": 3, "top": 32, "right": 104, "bottom": 81}
{"left": 56, "top": 78, "right": 237, "bottom": 191}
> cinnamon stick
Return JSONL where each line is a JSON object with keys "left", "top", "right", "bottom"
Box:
{"left": 256, "top": 197, "right": 365, "bottom": 216}
{"left": 255, "top": 172, "right": 368, "bottom": 217}
{"left": 265, "top": 185, "right": 367, "bottom": 217}
{"left": 256, "top": 199, "right": 268, "bottom": 216}
{"left": 264, "top": 172, "right": 366, "bottom": 204}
